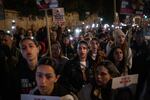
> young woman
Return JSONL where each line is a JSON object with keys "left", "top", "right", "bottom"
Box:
{"left": 106, "top": 29, "right": 132, "bottom": 74}
{"left": 78, "top": 60, "right": 120, "bottom": 100}
{"left": 108, "top": 46, "right": 127, "bottom": 75}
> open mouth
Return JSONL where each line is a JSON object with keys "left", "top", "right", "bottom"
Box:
{"left": 40, "top": 86, "right": 47, "bottom": 90}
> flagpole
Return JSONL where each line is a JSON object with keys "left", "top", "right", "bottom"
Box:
{"left": 45, "top": 9, "right": 52, "bottom": 58}
{"left": 114, "top": 0, "right": 116, "bottom": 22}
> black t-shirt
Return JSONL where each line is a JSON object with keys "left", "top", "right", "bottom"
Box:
{"left": 19, "top": 59, "right": 37, "bottom": 94}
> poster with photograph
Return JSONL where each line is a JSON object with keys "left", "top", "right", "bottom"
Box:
{"left": 36, "top": 0, "right": 58, "bottom": 10}
{"left": 52, "top": 8, "right": 65, "bottom": 24}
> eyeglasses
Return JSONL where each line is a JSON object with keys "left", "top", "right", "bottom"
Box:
{"left": 36, "top": 72, "right": 55, "bottom": 79}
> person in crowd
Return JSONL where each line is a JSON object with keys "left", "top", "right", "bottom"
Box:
{"left": 38, "top": 41, "right": 47, "bottom": 57}
{"left": 30, "top": 57, "right": 78, "bottom": 100}
{"left": 131, "top": 29, "right": 149, "bottom": 100}
{"left": 0, "top": 42, "right": 8, "bottom": 100}
{"left": 18, "top": 36, "right": 40, "bottom": 94}
{"left": 88, "top": 37, "right": 107, "bottom": 69}
{"left": 0, "top": 38, "right": 17, "bottom": 100}
{"left": 36, "top": 27, "right": 48, "bottom": 56}
{"left": 14, "top": 27, "right": 26, "bottom": 48}
{"left": 59, "top": 40, "right": 94, "bottom": 95}
{"left": 98, "top": 33, "right": 109, "bottom": 53}
{"left": 144, "top": 40, "right": 150, "bottom": 100}
{"left": 51, "top": 42, "right": 69, "bottom": 75}
{"left": 26, "top": 29, "right": 34, "bottom": 37}
{"left": 61, "top": 36, "right": 75, "bottom": 59}
{"left": 106, "top": 29, "right": 132, "bottom": 74}
{"left": 77, "top": 60, "right": 120, "bottom": 100}
{"left": 78, "top": 34, "right": 84, "bottom": 41}
{"left": 1, "top": 33, "right": 21, "bottom": 65}
{"left": 50, "top": 29, "right": 59, "bottom": 44}
{"left": 0, "top": 33, "right": 21, "bottom": 100}
{"left": 0, "top": 30, "right": 5, "bottom": 43}
{"left": 108, "top": 46, "right": 126, "bottom": 75}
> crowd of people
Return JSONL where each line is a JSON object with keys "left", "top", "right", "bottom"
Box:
{"left": 0, "top": 24, "right": 150, "bottom": 100}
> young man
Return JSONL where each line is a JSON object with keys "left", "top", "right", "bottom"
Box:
{"left": 18, "top": 37, "right": 40, "bottom": 94}
{"left": 30, "top": 57, "right": 77, "bottom": 100}
{"left": 59, "top": 40, "right": 94, "bottom": 94}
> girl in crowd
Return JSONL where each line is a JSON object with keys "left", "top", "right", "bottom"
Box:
{"left": 78, "top": 60, "right": 120, "bottom": 100}
{"left": 108, "top": 46, "right": 127, "bottom": 75}
{"left": 106, "top": 29, "right": 132, "bottom": 74}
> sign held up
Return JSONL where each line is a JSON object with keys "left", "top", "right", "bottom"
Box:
{"left": 21, "top": 94, "right": 60, "bottom": 100}
{"left": 112, "top": 74, "right": 138, "bottom": 89}
{"left": 52, "top": 8, "right": 65, "bottom": 24}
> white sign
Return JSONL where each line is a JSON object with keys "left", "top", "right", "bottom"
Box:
{"left": 52, "top": 8, "right": 65, "bottom": 24}
{"left": 21, "top": 94, "right": 60, "bottom": 100}
{"left": 112, "top": 74, "right": 138, "bottom": 89}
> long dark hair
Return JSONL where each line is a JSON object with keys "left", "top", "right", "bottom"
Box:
{"left": 108, "top": 46, "right": 126, "bottom": 74}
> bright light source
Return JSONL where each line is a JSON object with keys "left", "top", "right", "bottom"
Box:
{"left": 96, "top": 24, "right": 99, "bottom": 27}
{"left": 31, "top": 36, "right": 34, "bottom": 39}
{"left": 69, "top": 36, "right": 73, "bottom": 41}
{"left": 68, "top": 29, "right": 71, "bottom": 32}
{"left": 100, "top": 18, "right": 103, "bottom": 21}
{"left": 75, "top": 28, "right": 80, "bottom": 37}
{"left": 82, "top": 22, "right": 85, "bottom": 25}
{"left": 115, "top": 26, "right": 119, "bottom": 29}
{"left": 12, "top": 20, "right": 15, "bottom": 23}
{"left": 79, "top": 29, "right": 82, "bottom": 32}
{"left": 132, "top": 24, "right": 137, "bottom": 27}
{"left": 7, "top": 30, "right": 10, "bottom": 34}
{"left": 111, "top": 25, "right": 114, "bottom": 28}
{"left": 11, "top": 26, "right": 16, "bottom": 29}
{"left": 120, "top": 23, "right": 127, "bottom": 26}
{"left": 75, "top": 28, "right": 80, "bottom": 34}
{"left": 92, "top": 23, "right": 95, "bottom": 28}
{"left": 144, "top": 15, "right": 148, "bottom": 19}
{"left": 86, "top": 25, "right": 89, "bottom": 29}
{"left": 104, "top": 24, "right": 109, "bottom": 29}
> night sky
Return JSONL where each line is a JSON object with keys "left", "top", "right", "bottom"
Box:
{"left": 3, "top": 0, "right": 147, "bottom": 23}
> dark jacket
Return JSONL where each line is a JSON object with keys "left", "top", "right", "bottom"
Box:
{"left": 59, "top": 55, "right": 94, "bottom": 93}
{"left": 0, "top": 44, "right": 20, "bottom": 100}
{"left": 91, "top": 80, "right": 112, "bottom": 100}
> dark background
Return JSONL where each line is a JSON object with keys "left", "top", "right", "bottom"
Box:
{"left": 1, "top": 0, "right": 150, "bottom": 24}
